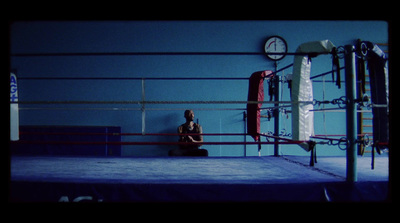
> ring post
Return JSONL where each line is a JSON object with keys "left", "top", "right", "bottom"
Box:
{"left": 274, "top": 62, "right": 280, "bottom": 156}
{"left": 345, "top": 45, "right": 357, "bottom": 182}
{"left": 10, "top": 72, "right": 19, "bottom": 141}
{"left": 243, "top": 111, "right": 247, "bottom": 157}
{"left": 141, "top": 78, "right": 146, "bottom": 135}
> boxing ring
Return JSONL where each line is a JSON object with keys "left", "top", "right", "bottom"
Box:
{"left": 10, "top": 156, "right": 388, "bottom": 202}
{"left": 9, "top": 40, "right": 390, "bottom": 202}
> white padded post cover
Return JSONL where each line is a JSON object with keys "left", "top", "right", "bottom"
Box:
{"left": 10, "top": 72, "right": 19, "bottom": 141}
{"left": 292, "top": 40, "right": 335, "bottom": 151}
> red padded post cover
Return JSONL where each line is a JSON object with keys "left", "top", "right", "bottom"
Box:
{"left": 246, "top": 70, "right": 274, "bottom": 141}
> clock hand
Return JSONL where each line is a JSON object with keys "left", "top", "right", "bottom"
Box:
{"left": 268, "top": 40, "right": 275, "bottom": 49}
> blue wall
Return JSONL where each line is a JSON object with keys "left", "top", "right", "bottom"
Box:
{"left": 10, "top": 21, "right": 388, "bottom": 156}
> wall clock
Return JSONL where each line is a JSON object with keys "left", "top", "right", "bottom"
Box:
{"left": 264, "top": 36, "right": 288, "bottom": 61}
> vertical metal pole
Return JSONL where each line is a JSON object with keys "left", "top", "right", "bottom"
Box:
{"left": 274, "top": 62, "right": 280, "bottom": 156}
{"left": 345, "top": 45, "right": 357, "bottom": 182}
{"left": 105, "top": 127, "right": 108, "bottom": 156}
{"left": 243, "top": 111, "right": 247, "bottom": 157}
{"left": 141, "top": 78, "right": 146, "bottom": 135}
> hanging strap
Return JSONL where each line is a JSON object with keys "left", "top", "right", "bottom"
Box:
{"left": 332, "top": 47, "right": 341, "bottom": 89}
{"left": 358, "top": 56, "right": 366, "bottom": 94}
{"left": 268, "top": 78, "right": 274, "bottom": 101}
{"left": 356, "top": 39, "right": 366, "bottom": 94}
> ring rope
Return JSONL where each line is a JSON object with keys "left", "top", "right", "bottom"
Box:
{"left": 17, "top": 100, "right": 314, "bottom": 105}
{"left": 16, "top": 132, "right": 376, "bottom": 149}
{"left": 19, "top": 132, "right": 372, "bottom": 137}
{"left": 18, "top": 104, "right": 292, "bottom": 111}
{"left": 11, "top": 51, "right": 337, "bottom": 57}
{"left": 14, "top": 140, "right": 307, "bottom": 146}
{"left": 18, "top": 107, "right": 249, "bottom": 111}
{"left": 258, "top": 132, "right": 296, "bottom": 142}
{"left": 19, "top": 132, "right": 249, "bottom": 136}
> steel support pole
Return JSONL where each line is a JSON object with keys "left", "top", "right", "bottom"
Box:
{"left": 344, "top": 45, "right": 357, "bottom": 182}
{"left": 243, "top": 111, "right": 247, "bottom": 157}
{"left": 141, "top": 78, "right": 146, "bottom": 135}
{"left": 274, "top": 62, "right": 280, "bottom": 156}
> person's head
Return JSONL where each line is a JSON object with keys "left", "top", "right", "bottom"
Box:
{"left": 184, "top": 109, "right": 194, "bottom": 121}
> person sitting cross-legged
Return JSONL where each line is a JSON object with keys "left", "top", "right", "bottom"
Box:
{"left": 168, "top": 110, "right": 208, "bottom": 157}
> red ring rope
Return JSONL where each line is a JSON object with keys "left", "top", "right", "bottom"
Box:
{"left": 19, "top": 132, "right": 247, "bottom": 136}
{"left": 14, "top": 140, "right": 307, "bottom": 146}
{"left": 16, "top": 132, "right": 381, "bottom": 147}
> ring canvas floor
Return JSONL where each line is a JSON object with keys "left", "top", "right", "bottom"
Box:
{"left": 9, "top": 155, "right": 389, "bottom": 202}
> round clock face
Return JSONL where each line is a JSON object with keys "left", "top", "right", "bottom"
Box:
{"left": 264, "top": 36, "right": 288, "bottom": 61}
